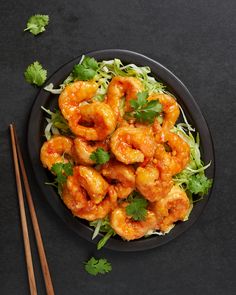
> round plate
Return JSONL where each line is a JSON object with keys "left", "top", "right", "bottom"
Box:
{"left": 27, "top": 49, "right": 215, "bottom": 252}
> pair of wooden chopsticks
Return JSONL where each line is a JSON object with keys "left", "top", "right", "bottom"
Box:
{"left": 10, "top": 123, "right": 55, "bottom": 295}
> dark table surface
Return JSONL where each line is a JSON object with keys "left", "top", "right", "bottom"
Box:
{"left": 1, "top": 0, "right": 235, "bottom": 294}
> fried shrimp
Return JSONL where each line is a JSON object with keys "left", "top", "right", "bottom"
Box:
{"left": 149, "top": 93, "right": 180, "bottom": 141}
{"left": 110, "top": 204, "right": 156, "bottom": 240}
{"left": 62, "top": 166, "right": 116, "bottom": 221}
{"left": 166, "top": 132, "right": 190, "bottom": 175}
{"left": 67, "top": 166, "right": 109, "bottom": 204}
{"left": 136, "top": 165, "right": 173, "bottom": 202}
{"left": 68, "top": 102, "right": 116, "bottom": 140}
{"left": 107, "top": 76, "right": 143, "bottom": 119}
{"left": 150, "top": 185, "right": 191, "bottom": 232}
{"left": 101, "top": 160, "right": 135, "bottom": 199}
{"left": 73, "top": 137, "right": 107, "bottom": 165}
{"left": 62, "top": 186, "right": 116, "bottom": 221}
{"left": 59, "top": 80, "right": 98, "bottom": 121}
{"left": 136, "top": 132, "right": 189, "bottom": 202}
{"left": 40, "top": 135, "right": 73, "bottom": 170}
{"left": 110, "top": 126, "right": 156, "bottom": 164}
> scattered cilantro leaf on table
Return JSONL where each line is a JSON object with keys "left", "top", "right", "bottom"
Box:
{"left": 90, "top": 148, "right": 110, "bottom": 164}
{"left": 72, "top": 56, "right": 99, "bottom": 81}
{"left": 24, "top": 61, "right": 47, "bottom": 86}
{"left": 24, "top": 14, "right": 49, "bottom": 35}
{"left": 84, "top": 257, "right": 112, "bottom": 276}
{"left": 126, "top": 192, "right": 148, "bottom": 221}
{"left": 125, "top": 91, "right": 162, "bottom": 123}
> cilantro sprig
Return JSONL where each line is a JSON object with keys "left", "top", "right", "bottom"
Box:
{"left": 24, "top": 14, "right": 49, "bottom": 36}
{"left": 24, "top": 61, "right": 47, "bottom": 86}
{"left": 126, "top": 192, "right": 148, "bottom": 221}
{"left": 50, "top": 162, "right": 73, "bottom": 194}
{"left": 90, "top": 148, "right": 110, "bottom": 165}
{"left": 72, "top": 56, "right": 99, "bottom": 81}
{"left": 125, "top": 91, "right": 162, "bottom": 123}
{"left": 84, "top": 257, "right": 112, "bottom": 276}
{"left": 188, "top": 174, "right": 213, "bottom": 196}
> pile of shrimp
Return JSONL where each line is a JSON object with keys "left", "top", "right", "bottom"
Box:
{"left": 40, "top": 75, "right": 192, "bottom": 241}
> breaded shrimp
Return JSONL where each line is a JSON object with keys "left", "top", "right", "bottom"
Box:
{"left": 62, "top": 182, "right": 117, "bottom": 221}
{"left": 110, "top": 126, "right": 155, "bottom": 164}
{"left": 62, "top": 166, "right": 117, "bottom": 221}
{"left": 110, "top": 204, "right": 157, "bottom": 240}
{"left": 59, "top": 80, "right": 98, "bottom": 121}
{"left": 136, "top": 165, "right": 173, "bottom": 202}
{"left": 73, "top": 137, "right": 108, "bottom": 165}
{"left": 67, "top": 166, "right": 109, "bottom": 204}
{"left": 107, "top": 76, "right": 143, "bottom": 119}
{"left": 101, "top": 160, "right": 135, "bottom": 199}
{"left": 150, "top": 185, "right": 191, "bottom": 232}
{"left": 69, "top": 102, "right": 116, "bottom": 140}
{"left": 166, "top": 132, "right": 190, "bottom": 175}
{"left": 40, "top": 135, "right": 73, "bottom": 170}
{"left": 149, "top": 93, "right": 180, "bottom": 141}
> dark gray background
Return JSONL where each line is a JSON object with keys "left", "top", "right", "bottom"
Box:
{"left": 0, "top": 0, "right": 235, "bottom": 294}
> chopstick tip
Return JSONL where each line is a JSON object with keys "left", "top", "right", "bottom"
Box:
{"left": 9, "top": 122, "right": 15, "bottom": 129}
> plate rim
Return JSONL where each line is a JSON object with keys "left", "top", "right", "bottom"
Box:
{"left": 27, "top": 49, "right": 215, "bottom": 252}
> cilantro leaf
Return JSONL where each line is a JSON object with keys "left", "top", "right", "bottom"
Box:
{"left": 51, "top": 162, "right": 73, "bottom": 194}
{"left": 82, "top": 56, "right": 99, "bottom": 70}
{"left": 136, "top": 91, "right": 149, "bottom": 105}
{"left": 126, "top": 192, "right": 148, "bottom": 221}
{"left": 24, "top": 61, "right": 47, "bottom": 86}
{"left": 125, "top": 91, "right": 162, "bottom": 123}
{"left": 90, "top": 148, "right": 110, "bottom": 164}
{"left": 188, "top": 174, "right": 213, "bottom": 196}
{"left": 24, "top": 14, "right": 49, "bottom": 35}
{"left": 84, "top": 257, "right": 112, "bottom": 276}
{"left": 72, "top": 56, "right": 99, "bottom": 81}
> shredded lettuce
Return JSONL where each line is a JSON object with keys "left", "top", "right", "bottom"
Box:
{"left": 43, "top": 55, "right": 84, "bottom": 94}
{"left": 41, "top": 106, "right": 71, "bottom": 140}
{"left": 172, "top": 118, "right": 213, "bottom": 202}
{"left": 44, "top": 57, "right": 165, "bottom": 98}
{"left": 90, "top": 217, "right": 116, "bottom": 250}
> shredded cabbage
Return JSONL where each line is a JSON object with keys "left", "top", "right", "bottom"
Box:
{"left": 44, "top": 58, "right": 166, "bottom": 98}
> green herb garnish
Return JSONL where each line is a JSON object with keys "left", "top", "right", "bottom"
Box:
{"left": 50, "top": 162, "right": 73, "bottom": 194}
{"left": 72, "top": 56, "right": 99, "bottom": 81}
{"left": 90, "top": 148, "right": 110, "bottom": 164}
{"left": 126, "top": 191, "right": 148, "bottom": 221}
{"left": 84, "top": 257, "right": 112, "bottom": 276}
{"left": 24, "top": 61, "right": 47, "bottom": 86}
{"left": 188, "top": 174, "right": 213, "bottom": 196}
{"left": 125, "top": 91, "right": 162, "bottom": 123}
{"left": 24, "top": 14, "right": 49, "bottom": 35}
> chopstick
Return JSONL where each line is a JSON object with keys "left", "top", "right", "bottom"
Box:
{"left": 10, "top": 124, "right": 38, "bottom": 295}
{"left": 10, "top": 123, "right": 55, "bottom": 295}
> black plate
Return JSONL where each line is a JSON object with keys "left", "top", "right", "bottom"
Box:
{"left": 27, "top": 49, "right": 215, "bottom": 252}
